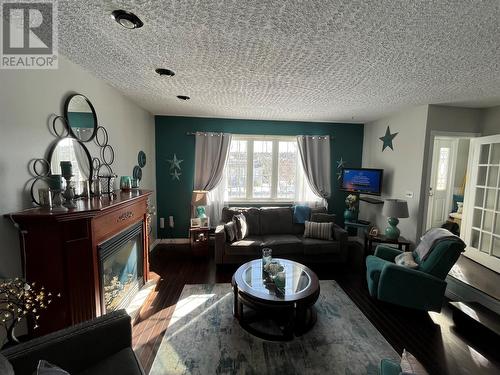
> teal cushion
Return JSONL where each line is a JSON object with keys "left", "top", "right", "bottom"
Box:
{"left": 380, "top": 359, "right": 402, "bottom": 375}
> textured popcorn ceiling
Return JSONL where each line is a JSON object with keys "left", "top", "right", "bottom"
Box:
{"left": 58, "top": 1, "right": 500, "bottom": 122}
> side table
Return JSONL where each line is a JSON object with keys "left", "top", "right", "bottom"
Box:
{"left": 365, "top": 233, "right": 411, "bottom": 255}
{"left": 189, "top": 227, "right": 210, "bottom": 257}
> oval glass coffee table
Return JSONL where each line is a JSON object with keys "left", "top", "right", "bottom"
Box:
{"left": 232, "top": 258, "right": 320, "bottom": 341}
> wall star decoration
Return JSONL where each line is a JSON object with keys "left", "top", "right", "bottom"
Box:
{"left": 336, "top": 157, "right": 346, "bottom": 169}
{"left": 379, "top": 126, "right": 398, "bottom": 151}
{"left": 171, "top": 169, "right": 181, "bottom": 180}
{"left": 167, "top": 154, "right": 183, "bottom": 170}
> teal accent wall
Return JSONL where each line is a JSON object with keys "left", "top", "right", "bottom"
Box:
{"left": 155, "top": 116, "right": 364, "bottom": 238}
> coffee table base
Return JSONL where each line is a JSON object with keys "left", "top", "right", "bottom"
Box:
{"left": 233, "top": 286, "right": 318, "bottom": 341}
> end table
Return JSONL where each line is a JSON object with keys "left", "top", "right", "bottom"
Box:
{"left": 189, "top": 227, "right": 210, "bottom": 257}
{"left": 365, "top": 233, "right": 411, "bottom": 255}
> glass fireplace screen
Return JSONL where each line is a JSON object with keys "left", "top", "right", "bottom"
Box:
{"left": 99, "top": 222, "right": 144, "bottom": 313}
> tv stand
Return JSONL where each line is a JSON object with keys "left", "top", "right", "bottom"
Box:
{"left": 359, "top": 196, "right": 384, "bottom": 204}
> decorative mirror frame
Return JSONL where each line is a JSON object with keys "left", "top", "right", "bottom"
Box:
{"left": 28, "top": 93, "right": 117, "bottom": 206}
{"left": 46, "top": 138, "right": 94, "bottom": 180}
{"left": 64, "top": 93, "right": 98, "bottom": 143}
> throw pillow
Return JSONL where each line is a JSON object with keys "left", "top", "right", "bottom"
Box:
{"left": 233, "top": 213, "right": 248, "bottom": 240}
{"left": 293, "top": 205, "right": 311, "bottom": 224}
{"left": 400, "top": 349, "right": 429, "bottom": 375}
{"left": 0, "top": 354, "right": 14, "bottom": 375}
{"left": 36, "top": 360, "right": 70, "bottom": 375}
{"left": 395, "top": 252, "right": 419, "bottom": 269}
{"left": 304, "top": 221, "right": 333, "bottom": 240}
{"left": 224, "top": 221, "right": 236, "bottom": 242}
{"left": 310, "top": 213, "right": 336, "bottom": 223}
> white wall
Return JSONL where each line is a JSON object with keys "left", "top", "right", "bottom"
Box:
{"left": 480, "top": 105, "right": 500, "bottom": 136}
{"left": 360, "top": 105, "right": 429, "bottom": 244}
{"left": 0, "top": 55, "right": 156, "bottom": 278}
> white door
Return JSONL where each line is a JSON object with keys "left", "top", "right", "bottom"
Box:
{"left": 462, "top": 135, "right": 500, "bottom": 272}
{"left": 427, "top": 138, "right": 455, "bottom": 229}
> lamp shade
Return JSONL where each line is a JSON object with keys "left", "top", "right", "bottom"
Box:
{"left": 192, "top": 190, "right": 208, "bottom": 206}
{"left": 382, "top": 199, "right": 409, "bottom": 218}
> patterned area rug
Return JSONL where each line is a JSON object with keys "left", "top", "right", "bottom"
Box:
{"left": 149, "top": 281, "right": 399, "bottom": 375}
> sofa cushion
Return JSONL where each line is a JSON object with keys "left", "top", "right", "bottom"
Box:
{"left": 233, "top": 213, "right": 248, "bottom": 240}
{"left": 261, "top": 235, "right": 303, "bottom": 255}
{"left": 304, "top": 221, "right": 333, "bottom": 240}
{"left": 221, "top": 207, "right": 240, "bottom": 223}
{"left": 310, "top": 213, "right": 336, "bottom": 223}
{"left": 302, "top": 237, "right": 340, "bottom": 255}
{"left": 227, "top": 236, "right": 264, "bottom": 255}
{"left": 221, "top": 207, "right": 261, "bottom": 235}
{"left": 36, "top": 360, "right": 70, "bottom": 374}
{"left": 77, "top": 348, "right": 144, "bottom": 375}
{"left": 243, "top": 208, "right": 261, "bottom": 235}
{"left": 260, "top": 207, "right": 293, "bottom": 235}
{"left": 224, "top": 221, "right": 236, "bottom": 242}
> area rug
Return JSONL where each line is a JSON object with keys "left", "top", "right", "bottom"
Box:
{"left": 149, "top": 281, "right": 399, "bottom": 375}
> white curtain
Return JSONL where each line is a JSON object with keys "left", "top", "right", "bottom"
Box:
{"left": 194, "top": 132, "right": 232, "bottom": 224}
{"left": 296, "top": 135, "right": 331, "bottom": 207}
{"left": 295, "top": 161, "right": 324, "bottom": 207}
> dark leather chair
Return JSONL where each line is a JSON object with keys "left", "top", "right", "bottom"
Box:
{"left": 1, "top": 309, "right": 145, "bottom": 375}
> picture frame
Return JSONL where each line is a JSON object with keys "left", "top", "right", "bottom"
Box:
{"left": 369, "top": 225, "right": 379, "bottom": 237}
{"left": 200, "top": 217, "right": 210, "bottom": 228}
{"left": 190, "top": 218, "right": 201, "bottom": 228}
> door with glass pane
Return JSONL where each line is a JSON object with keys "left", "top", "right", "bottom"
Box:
{"left": 462, "top": 135, "right": 500, "bottom": 272}
{"left": 427, "top": 138, "right": 456, "bottom": 229}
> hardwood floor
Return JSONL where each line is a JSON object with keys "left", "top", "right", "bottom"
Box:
{"left": 132, "top": 243, "right": 500, "bottom": 374}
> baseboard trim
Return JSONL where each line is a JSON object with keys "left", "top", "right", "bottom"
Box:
{"left": 446, "top": 275, "right": 500, "bottom": 315}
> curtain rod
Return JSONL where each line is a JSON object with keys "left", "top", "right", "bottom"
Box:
{"left": 186, "top": 132, "right": 333, "bottom": 139}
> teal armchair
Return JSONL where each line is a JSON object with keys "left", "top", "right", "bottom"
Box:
{"left": 366, "top": 239, "right": 465, "bottom": 312}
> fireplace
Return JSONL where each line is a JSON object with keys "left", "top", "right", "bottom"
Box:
{"left": 98, "top": 222, "right": 144, "bottom": 313}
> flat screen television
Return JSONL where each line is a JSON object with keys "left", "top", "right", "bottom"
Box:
{"left": 340, "top": 168, "right": 383, "bottom": 196}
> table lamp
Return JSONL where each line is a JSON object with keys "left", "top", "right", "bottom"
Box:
{"left": 382, "top": 199, "right": 409, "bottom": 240}
{"left": 192, "top": 190, "right": 208, "bottom": 218}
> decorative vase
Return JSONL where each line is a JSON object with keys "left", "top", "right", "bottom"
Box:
{"left": 344, "top": 209, "right": 357, "bottom": 222}
{"left": 385, "top": 217, "right": 400, "bottom": 239}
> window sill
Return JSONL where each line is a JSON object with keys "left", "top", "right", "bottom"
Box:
{"left": 227, "top": 200, "right": 294, "bottom": 206}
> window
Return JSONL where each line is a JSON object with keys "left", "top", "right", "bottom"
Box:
{"left": 436, "top": 147, "right": 450, "bottom": 191}
{"left": 224, "top": 135, "right": 315, "bottom": 202}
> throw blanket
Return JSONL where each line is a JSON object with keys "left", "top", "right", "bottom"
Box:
{"left": 414, "top": 228, "right": 466, "bottom": 262}
{"left": 293, "top": 205, "right": 311, "bottom": 224}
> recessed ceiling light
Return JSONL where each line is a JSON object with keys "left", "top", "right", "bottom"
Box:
{"left": 177, "top": 95, "right": 190, "bottom": 101}
{"left": 155, "top": 68, "right": 175, "bottom": 77}
{"left": 111, "top": 10, "right": 143, "bottom": 29}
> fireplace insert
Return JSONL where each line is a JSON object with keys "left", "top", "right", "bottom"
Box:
{"left": 98, "top": 222, "right": 144, "bottom": 313}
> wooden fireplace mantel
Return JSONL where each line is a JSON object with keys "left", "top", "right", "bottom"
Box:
{"left": 6, "top": 189, "right": 153, "bottom": 336}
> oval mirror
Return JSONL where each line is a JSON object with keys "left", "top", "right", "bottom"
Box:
{"left": 48, "top": 138, "right": 92, "bottom": 194}
{"left": 64, "top": 94, "right": 98, "bottom": 142}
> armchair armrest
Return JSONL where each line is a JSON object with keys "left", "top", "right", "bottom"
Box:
{"left": 375, "top": 245, "right": 403, "bottom": 262}
{"left": 378, "top": 264, "right": 447, "bottom": 312}
{"left": 215, "top": 224, "right": 226, "bottom": 264}
{"left": 2, "top": 310, "right": 136, "bottom": 375}
{"left": 333, "top": 224, "right": 347, "bottom": 243}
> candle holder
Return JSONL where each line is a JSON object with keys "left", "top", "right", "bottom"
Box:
{"left": 50, "top": 188, "right": 67, "bottom": 212}
{"left": 62, "top": 174, "right": 76, "bottom": 209}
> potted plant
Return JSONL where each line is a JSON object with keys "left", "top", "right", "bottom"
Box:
{"left": 1, "top": 278, "right": 58, "bottom": 347}
{"left": 344, "top": 194, "right": 358, "bottom": 221}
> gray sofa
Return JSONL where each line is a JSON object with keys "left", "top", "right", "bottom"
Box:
{"left": 1, "top": 310, "right": 144, "bottom": 375}
{"left": 215, "top": 206, "right": 348, "bottom": 265}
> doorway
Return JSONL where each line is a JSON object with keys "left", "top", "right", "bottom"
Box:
{"left": 425, "top": 135, "right": 474, "bottom": 234}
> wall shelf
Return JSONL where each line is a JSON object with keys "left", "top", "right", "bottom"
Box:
{"left": 359, "top": 196, "right": 384, "bottom": 204}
